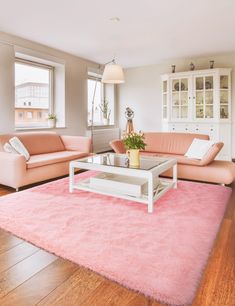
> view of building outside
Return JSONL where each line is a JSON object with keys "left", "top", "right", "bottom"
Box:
{"left": 15, "top": 62, "right": 51, "bottom": 128}
{"left": 87, "top": 78, "right": 103, "bottom": 126}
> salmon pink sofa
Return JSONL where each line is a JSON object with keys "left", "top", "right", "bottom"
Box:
{"left": 0, "top": 132, "right": 91, "bottom": 190}
{"left": 110, "top": 132, "right": 235, "bottom": 185}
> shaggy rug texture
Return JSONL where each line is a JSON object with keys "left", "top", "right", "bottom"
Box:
{"left": 0, "top": 171, "right": 231, "bottom": 306}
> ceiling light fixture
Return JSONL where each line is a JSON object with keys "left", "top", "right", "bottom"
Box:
{"left": 102, "top": 59, "right": 125, "bottom": 84}
{"left": 109, "top": 17, "right": 120, "bottom": 22}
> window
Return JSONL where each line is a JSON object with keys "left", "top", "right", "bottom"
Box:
{"left": 15, "top": 59, "right": 53, "bottom": 128}
{"left": 27, "top": 111, "right": 33, "bottom": 119}
{"left": 87, "top": 76, "right": 114, "bottom": 126}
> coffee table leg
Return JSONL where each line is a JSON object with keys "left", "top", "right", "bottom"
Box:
{"left": 69, "top": 164, "right": 74, "bottom": 193}
{"left": 173, "top": 164, "right": 177, "bottom": 189}
{"left": 148, "top": 174, "right": 154, "bottom": 213}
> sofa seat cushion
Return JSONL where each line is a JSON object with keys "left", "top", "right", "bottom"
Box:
{"left": 158, "top": 153, "right": 202, "bottom": 166}
{"left": 162, "top": 160, "right": 235, "bottom": 185}
{"left": 27, "top": 151, "right": 87, "bottom": 169}
{"left": 140, "top": 151, "right": 202, "bottom": 166}
{"left": 140, "top": 151, "right": 159, "bottom": 157}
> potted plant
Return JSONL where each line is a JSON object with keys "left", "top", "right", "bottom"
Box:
{"left": 123, "top": 132, "right": 146, "bottom": 167}
{"left": 47, "top": 114, "right": 57, "bottom": 128}
{"left": 99, "top": 99, "right": 111, "bottom": 125}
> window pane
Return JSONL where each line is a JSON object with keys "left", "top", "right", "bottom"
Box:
{"left": 87, "top": 79, "right": 102, "bottom": 126}
{"left": 15, "top": 62, "right": 51, "bottom": 128}
{"left": 87, "top": 78, "right": 114, "bottom": 126}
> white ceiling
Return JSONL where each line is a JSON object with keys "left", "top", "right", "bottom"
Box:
{"left": 0, "top": 0, "right": 235, "bottom": 68}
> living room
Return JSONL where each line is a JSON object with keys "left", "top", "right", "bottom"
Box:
{"left": 0, "top": 1, "right": 234, "bottom": 305}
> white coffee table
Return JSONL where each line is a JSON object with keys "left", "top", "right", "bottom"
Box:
{"left": 69, "top": 153, "right": 177, "bottom": 213}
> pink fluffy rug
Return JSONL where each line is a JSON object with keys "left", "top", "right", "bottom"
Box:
{"left": 0, "top": 171, "right": 231, "bottom": 306}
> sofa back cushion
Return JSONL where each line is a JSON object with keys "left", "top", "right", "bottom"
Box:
{"left": 144, "top": 132, "right": 209, "bottom": 155}
{"left": 0, "top": 132, "right": 65, "bottom": 155}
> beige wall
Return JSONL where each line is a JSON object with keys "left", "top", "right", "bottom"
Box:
{"left": 0, "top": 31, "right": 99, "bottom": 136}
{"left": 118, "top": 54, "right": 235, "bottom": 157}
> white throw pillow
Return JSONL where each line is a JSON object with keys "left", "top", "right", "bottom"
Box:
{"left": 185, "top": 138, "right": 215, "bottom": 160}
{"left": 3, "top": 143, "right": 19, "bottom": 154}
{"left": 9, "top": 137, "right": 30, "bottom": 161}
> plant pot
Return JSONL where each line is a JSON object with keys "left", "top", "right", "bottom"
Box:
{"left": 103, "top": 118, "right": 110, "bottom": 125}
{"left": 127, "top": 149, "right": 140, "bottom": 168}
{"left": 48, "top": 119, "right": 56, "bottom": 128}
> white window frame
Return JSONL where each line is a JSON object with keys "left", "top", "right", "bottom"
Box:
{"left": 87, "top": 74, "right": 115, "bottom": 128}
{"left": 87, "top": 75, "right": 104, "bottom": 127}
{"left": 15, "top": 58, "right": 54, "bottom": 129}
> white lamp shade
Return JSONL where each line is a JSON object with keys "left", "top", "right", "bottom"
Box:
{"left": 102, "top": 63, "right": 125, "bottom": 84}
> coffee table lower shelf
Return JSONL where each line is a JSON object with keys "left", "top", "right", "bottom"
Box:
{"left": 71, "top": 178, "right": 175, "bottom": 207}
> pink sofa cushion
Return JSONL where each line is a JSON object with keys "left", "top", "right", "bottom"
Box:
{"left": 16, "top": 132, "right": 65, "bottom": 155}
{"left": 144, "top": 132, "right": 209, "bottom": 155}
{"left": 60, "top": 135, "right": 91, "bottom": 153}
{"left": 27, "top": 151, "right": 87, "bottom": 169}
{"left": 110, "top": 139, "right": 126, "bottom": 154}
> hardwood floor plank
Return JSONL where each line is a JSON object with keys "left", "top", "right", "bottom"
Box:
{"left": 126, "top": 295, "right": 152, "bottom": 306}
{"left": 0, "top": 186, "right": 13, "bottom": 196}
{"left": 192, "top": 219, "right": 232, "bottom": 306}
{"left": 80, "top": 280, "right": 136, "bottom": 306}
{"left": 0, "top": 249, "right": 56, "bottom": 299}
{"left": 0, "top": 234, "right": 23, "bottom": 255}
{"left": 0, "top": 241, "right": 39, "bottom": 274}
{"left": 38, "top": 266, "right": 104, "bottom": 306}
{"left": 0, "top": 258, "right": 77, "bottom": 306}
{"left": 209, "top": 212, "right": 235, "bottom": 306}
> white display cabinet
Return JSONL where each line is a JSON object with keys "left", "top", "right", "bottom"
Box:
{"left": 161, "top": 68, "right": 232, "bottom": 160}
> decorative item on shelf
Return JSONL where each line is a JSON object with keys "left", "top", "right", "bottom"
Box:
{"left": 47, "top": 114, "right": 56, "bottom": 128}
{"left": 220, "top": 76, "right": 228, "bottom": 89}
{"left": 99, "top": 99, "right": 111, "bottom": 125}
{"left": 171, "top": 65, "right": 176, "bottom": 73}
{"left": 205, "top": 82, "right": 212, "bottom": 90}
{"left": 220, "top": 108, "right": 227, "bottom": 119}
{"left": 174, "top": 82, "right": 185, "bottom": 91}
{"left": 123, "top": 132, "right": 146, "bottom": 168}
{"left": 125, "top": 107, "right": 135, "bottom": 134}
{"left": 190, "top": 62, "right": 195, "bottom": 71}
{"left": 209, "top": 60, "right": 215, "bottom": 69}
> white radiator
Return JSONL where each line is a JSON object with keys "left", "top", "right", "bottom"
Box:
{"left": 87, "top": 128, "right": 120, "bottom": 153}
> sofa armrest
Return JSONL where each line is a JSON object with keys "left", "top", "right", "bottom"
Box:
{"left": 109, "top": 139, "right": 126, "bottom": 154}
{"left": 0, "top": 152, "right": 26, "bottom": 188}
{"left": 199, "top": 142, "right": 224, "bottom": 166}
{"left": 60, "top": 136, "right": 91, "bottom": 153}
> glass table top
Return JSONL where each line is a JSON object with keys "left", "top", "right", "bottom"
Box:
{"left": 77, "top": 153, "right": 168, "bottom": 171}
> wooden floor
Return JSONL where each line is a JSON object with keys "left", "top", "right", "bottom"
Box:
{"left": 0, "top": 183, "right": 234, "bottom": 306}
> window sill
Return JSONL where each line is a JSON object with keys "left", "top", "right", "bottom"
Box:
{"left": 15, "top": 126, "right": 67, "bottom": 131}
{"left": 87, "top": 124, "right": 115, "bottom": 129}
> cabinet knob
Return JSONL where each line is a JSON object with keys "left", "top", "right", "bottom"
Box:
{"left": 172, "top": 128, "right": 175, "bottom": 130}
{"left": 185, "top": 128, "right": 188, "bottom": 131}
{"left": 210, "top": 129, "right": 213, "bottom": 131}
{"left": 196, "top": 128, "right": 199, "bottom": 131}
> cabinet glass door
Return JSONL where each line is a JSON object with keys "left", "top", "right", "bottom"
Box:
{"left": 195, "top": 75, "right": 214, "bottom": 119}
{"left": 162, "top": 80, "right": 168, "bottom": 119}
{"left": 171, "top": 78, "right": 189, "bottom": 119}
{"left": 220, "top": 75, "right": 229, "bottom": 119}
